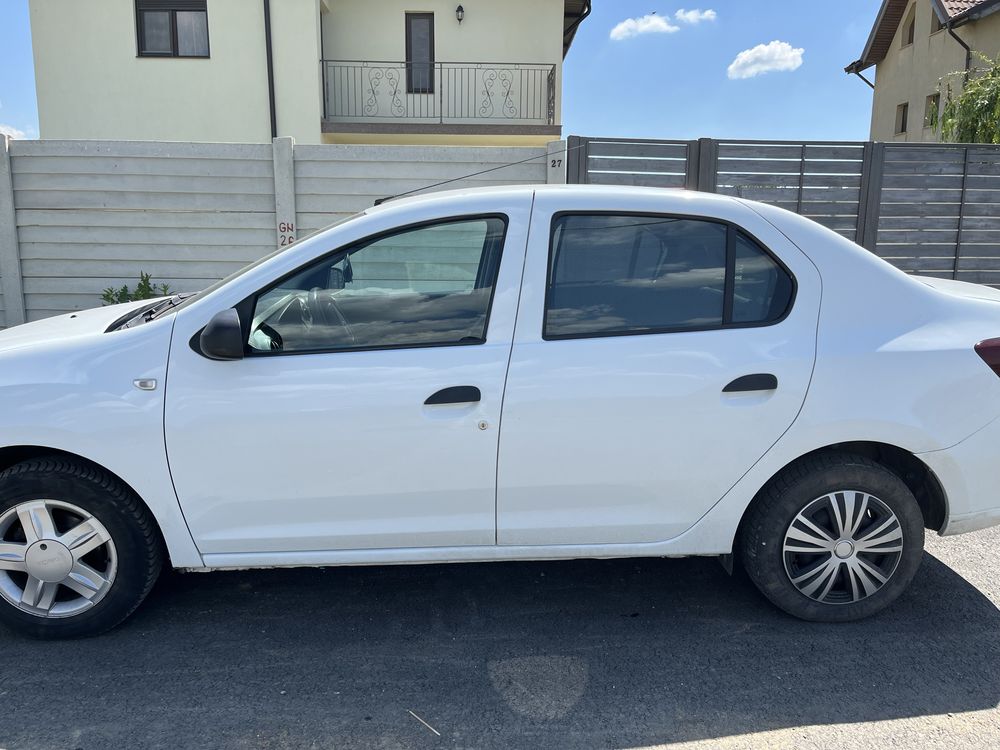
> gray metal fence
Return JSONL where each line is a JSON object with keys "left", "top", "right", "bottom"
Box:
{"left": 568, "top": 136, "right": 1000, "bottom": 287}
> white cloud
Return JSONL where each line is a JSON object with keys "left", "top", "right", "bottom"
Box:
{"left": 0, "top": 124, "right": 26, "bottom": 140}
{"left": 675, "top": 9, "right": 716, "bottom": 24}
{"left": 727, "top": 40, "right": 804, "bottom": 80}
{"left": 610, "top": 13, "right": 679, "bottom": 41}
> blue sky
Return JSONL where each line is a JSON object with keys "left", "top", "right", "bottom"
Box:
{"left": 0, "top": 0, "right": 879, "bottom": 141}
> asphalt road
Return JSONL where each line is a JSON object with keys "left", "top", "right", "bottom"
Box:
{"left": 1, "top": 527, "right": 999, "bottom": 750}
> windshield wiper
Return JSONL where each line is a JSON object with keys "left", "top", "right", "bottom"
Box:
{"left": 146, "top": 293, "right": 197, "bottom": 321}
{"left": 118, "top": 293, "right": 196, "bottom": 329}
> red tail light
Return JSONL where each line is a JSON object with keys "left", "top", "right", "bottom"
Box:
{"left": 975, "top": 338, "right": 1000, "bottom": 377}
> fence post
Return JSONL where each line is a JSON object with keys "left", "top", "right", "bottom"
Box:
{"left": 0, "top": 136, "right": 25, "bottom": 326}
{"left": 953, "top": 146, "right": 971, "bottom": 280}
{"left": 696, "top": 138, "right": 718, "bottom": 193}
{"left": 272, "top": 136, "right": 297, "bottom": 250}
{"left": 857, "top": 141, "right": 884, "bottom": 251}
{"left": 547, "top": 140, "right": 567, "bottom": 184}
{"left": 684, "top": 140, "right": 700, "bottom": 190}
{"left": 566, "top": 135, "right": 588, "bottom": 184}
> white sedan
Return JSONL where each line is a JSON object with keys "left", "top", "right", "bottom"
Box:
{"left": 1, "top": 185, "right": 999, "bottom": 638}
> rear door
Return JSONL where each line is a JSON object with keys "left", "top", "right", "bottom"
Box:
{"left": 497, "top": 192, "right": 821, "bottom": 545}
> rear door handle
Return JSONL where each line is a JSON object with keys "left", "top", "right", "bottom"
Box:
{"left": 723, "top": 374, "right": 778, "bottom": 393}
{"left": 425, "top": 386, "right": 482, "bottom": 405}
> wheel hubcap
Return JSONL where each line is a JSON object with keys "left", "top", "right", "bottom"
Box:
{"left": 25, "top": 540, "right": 74, "bottom": 582}
{"left": 782, "top": 491, "right": 903, "bottom": 605}
{"left": 0, "top": 500, "right": 117, "bottom": 618}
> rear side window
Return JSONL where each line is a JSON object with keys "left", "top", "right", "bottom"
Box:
{"left": 544, "top": 214, "right": 793, "bottom": 339}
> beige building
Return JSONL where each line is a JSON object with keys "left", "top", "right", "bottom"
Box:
{"left": 28, "top": 0, "right": 589, "bottom": 146}
{"left": 847, "top": 0, "right": 1000, "bottom": 141}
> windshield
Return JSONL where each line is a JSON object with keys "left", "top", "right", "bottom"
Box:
{"left": 113, "top": 212, "right": 366, "bottom": 330}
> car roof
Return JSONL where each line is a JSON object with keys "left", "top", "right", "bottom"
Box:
{"left": 365, "top": 183, "right": 746, "bottom": 214}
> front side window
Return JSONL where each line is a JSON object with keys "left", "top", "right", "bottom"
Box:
{"left": 248, "top": 217, "right": 506, "bottom": 354}
{"left": 544, "top": 214, "right": 792, "bottom": 339}
{"left": 137, "top": 1, "right": 209, "bottom": 58}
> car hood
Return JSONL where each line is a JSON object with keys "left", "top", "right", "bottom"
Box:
{"left": 919, "top": 277, "right": 1000, "bottom": 303}
{"left": 0, "top": 300, "right": 159, "bottom": 355}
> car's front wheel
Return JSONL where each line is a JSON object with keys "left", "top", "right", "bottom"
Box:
{"left": 0, "top": 457, "right": 163, "bottom": 639}
{"left": 740, "top": 453, "right": 925, "bottom": 622}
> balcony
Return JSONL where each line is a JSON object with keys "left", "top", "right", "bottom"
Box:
{"left": 321, "top": 60, "right": 559, "bottom": 137}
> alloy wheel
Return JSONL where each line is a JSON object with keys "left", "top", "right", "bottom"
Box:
{"left": 0, "top": 499, "right": 118, "bottom": 618}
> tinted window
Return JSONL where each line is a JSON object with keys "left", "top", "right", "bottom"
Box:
{"left": 733, "top": 231, "right": 794, "bottom": 324}
{"left": 545, "top": 215, "right": 727, "bottom": 338}
{"left": 249, "top": 217, "right": 506, "bottom": 354}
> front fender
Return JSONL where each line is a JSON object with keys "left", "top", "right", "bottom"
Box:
{"left": 0, "top": 315, "right": 202, "bottom": 568}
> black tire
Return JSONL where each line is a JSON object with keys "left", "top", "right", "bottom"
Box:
{"left": 0, "top": 457, "right": 163, "bottom": 639}
{"left": 740, "top": 452, "right": 925, "bottom": 622}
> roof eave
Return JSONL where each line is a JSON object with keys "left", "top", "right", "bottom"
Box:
{"left": 562, "top": 0, "right": 591, "bottom": 57}
{"left": 849, "top": 0, "right": 894, "bottom": 73}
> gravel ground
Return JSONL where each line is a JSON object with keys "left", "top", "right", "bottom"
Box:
{"left": 0, "top": 526, "right": 998, "bottom": 750}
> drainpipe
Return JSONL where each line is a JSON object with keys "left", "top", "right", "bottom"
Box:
{"left": 263, "top": 0, "right": 278, "bottom": 139}
{"left": 947, "top": 21, "right": 973, "bottom": 80}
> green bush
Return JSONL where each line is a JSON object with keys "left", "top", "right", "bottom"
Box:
{"left": 937, "top": 53, "right": 1000, "bottom": 143}
{"left": 101, "top": 272, "right": 172, "bottom": 306}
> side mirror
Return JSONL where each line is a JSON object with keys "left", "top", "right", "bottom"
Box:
{"left": 198, "top": 308, "right": 245, "bottom": 361}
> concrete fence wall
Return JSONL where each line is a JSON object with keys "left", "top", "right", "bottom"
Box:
{"left": 0, "top": 136, "right": 558, "bottom": 325}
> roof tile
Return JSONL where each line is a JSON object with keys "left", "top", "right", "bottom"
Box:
{"left": 939, "top": 0, "right": 989, "bottom": 17}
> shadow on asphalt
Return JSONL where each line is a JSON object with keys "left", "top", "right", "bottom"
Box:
{"left": 1, "top": 553, "right": 998, "bottom": 749}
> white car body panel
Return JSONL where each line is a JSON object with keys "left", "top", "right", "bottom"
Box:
{"left": 0, "top": 303, "right": 203, "bottom": 567}
{"left": 164, "top": 192, "right": 534, "bottom": 553}
{"left": 0, "top": 185, "right": 998, "bottom": 573}
{"left": 496, "top": 191, "right": 822, "bottom": 545}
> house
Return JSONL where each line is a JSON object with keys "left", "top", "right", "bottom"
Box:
{"left": 28, "top": 0, "right": 590, "bottom": 146}
{"left": 846, "top": 0, "right": 1000, "bottom": 141}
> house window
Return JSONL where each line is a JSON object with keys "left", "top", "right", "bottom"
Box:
{"left": 924, "top": 93, "right": 941, "bottom": 128}
{"left": 136, "top": 1, "right": 209, "bottom": 58}
{"left": 406, "top": 13, "right": 435, "bottom": 94}
{"left": 901, "top": 5, "right": 916, "bottom": 47}
{"left": 895, "top": 102, "right": 909, "bottom": 134}
{"left": 931, "top": 12, "right": 944, "bottom": 34}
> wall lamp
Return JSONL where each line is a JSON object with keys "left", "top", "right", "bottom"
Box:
{"left": 456, "top": 5, "right": 464, "bottom": 23}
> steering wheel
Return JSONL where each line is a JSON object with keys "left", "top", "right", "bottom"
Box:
{"left": 308, "top": 288, "right": 357, "bottom": 345}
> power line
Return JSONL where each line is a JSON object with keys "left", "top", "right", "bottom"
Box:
{"left": 373, "top": 141, "right": 587, "bottom": 206}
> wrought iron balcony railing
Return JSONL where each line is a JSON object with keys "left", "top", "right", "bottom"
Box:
{"left": 322, "top": 60, "right": 557, "bottom": 126}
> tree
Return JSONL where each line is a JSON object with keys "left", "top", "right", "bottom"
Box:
{"left": 937, "top": 53, "right": 1000, "bottom": 143}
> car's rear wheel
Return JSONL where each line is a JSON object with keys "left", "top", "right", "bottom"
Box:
{"left": 740, "top": 453, "right": 925, "bottom": 622}
{"left": 0, "top": 457, "right": 163, "bottom": 639}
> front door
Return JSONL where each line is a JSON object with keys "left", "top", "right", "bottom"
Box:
{"left": 497, "top": 195, "right": 821, "bottom": 546}
{"left": 165, "top": 212, "right": 526, "bottom": 555}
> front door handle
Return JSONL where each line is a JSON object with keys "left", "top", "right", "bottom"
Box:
{"left": 425, "top": 386, "right": 482, "bottom": 405}
{"left": 723, "top": 374, "right": 778, "bottom": 393}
